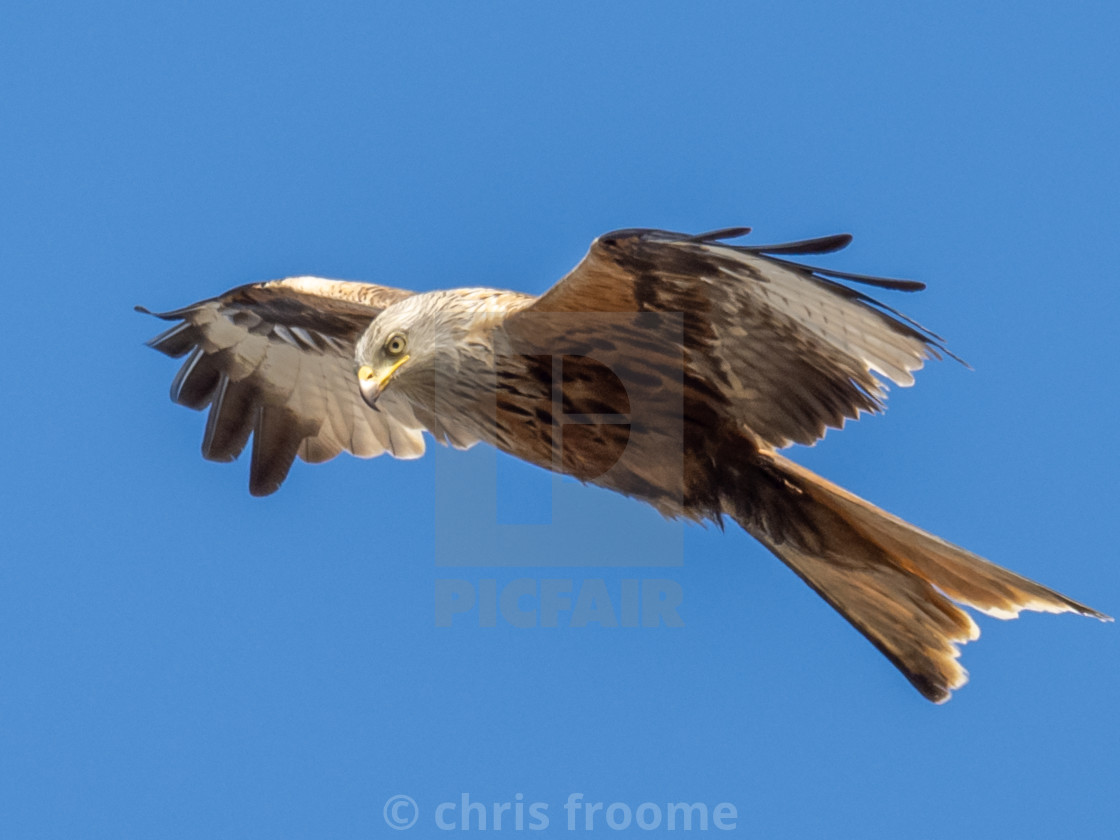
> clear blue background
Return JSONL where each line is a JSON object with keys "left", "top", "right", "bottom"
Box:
{"left": 3, "top": 1, "right": 1118, "bottom": 837}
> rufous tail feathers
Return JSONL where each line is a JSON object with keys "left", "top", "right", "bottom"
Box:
{"left": 740, "top": 452, "right": 1109, "bottom": 703}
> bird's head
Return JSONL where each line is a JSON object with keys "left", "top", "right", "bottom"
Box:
{"left": 354, "top": 290, "right": 484, "bottom": 408}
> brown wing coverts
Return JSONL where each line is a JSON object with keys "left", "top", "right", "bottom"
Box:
{"left": 531, "top": 228, "right": 949, "bottom": 448}
{"left": 141, "top": 278, "right": 425, "bottom": 495}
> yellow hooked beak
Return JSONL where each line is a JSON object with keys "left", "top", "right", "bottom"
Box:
{"left": 357, "top": 355, "right": 409, "bottom": 406}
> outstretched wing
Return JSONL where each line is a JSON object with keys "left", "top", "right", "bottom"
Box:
{"left": 140, "top": 276, "right": 426, "bottom": 495}
{"left": 525, "top": 228, "right": 952, "bottom": 449}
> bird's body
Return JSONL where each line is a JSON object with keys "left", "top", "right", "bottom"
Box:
{"left": 141, "top": 227, "right": 1108, "bottom": 702}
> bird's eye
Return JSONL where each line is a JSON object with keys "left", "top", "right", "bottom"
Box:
{"left": 385, "top": 333, "right": 407, "bottom": 356}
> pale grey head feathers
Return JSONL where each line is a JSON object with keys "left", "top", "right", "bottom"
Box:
{"left": 354, "top": 288, "right": 524, "bottom": 407}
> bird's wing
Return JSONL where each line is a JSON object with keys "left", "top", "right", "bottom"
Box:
{"left": 140, "top": 276, "right": 427, "bottom": 495}
{"left": 521, "top": 228, "right": 952, "bottom": 448}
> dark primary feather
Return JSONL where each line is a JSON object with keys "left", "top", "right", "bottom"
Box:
{"left": 607, "top": 228, "right": 924, "bottom": 290}
{"left": 201, "top": 374, "right": 256, "bottom": 462}
{"left": 738, "top": 232, "right": 852, "bottom": 255}
{"left": 685, "top": 226, "right": 754, "bottom": 243}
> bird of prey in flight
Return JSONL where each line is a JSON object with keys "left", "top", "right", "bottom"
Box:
{"left": 140, "top": 227, "right": 1108, "bottom": 702}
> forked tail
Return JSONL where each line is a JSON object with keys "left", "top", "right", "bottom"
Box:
{"left": 733, "top": 451, "right": 1110, "bottom": 703}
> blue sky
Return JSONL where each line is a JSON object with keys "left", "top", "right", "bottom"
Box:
{"left": 3, "top": 1, "right": 1118, "bottom": 837}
